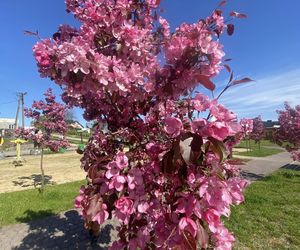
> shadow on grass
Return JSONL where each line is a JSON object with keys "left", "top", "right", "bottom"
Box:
{"left": 12, "top": 210, "right": 115, "bottom": 250}
{"left": 16, "top": 210, "right": 55, "bottom": 223}
{"left": 241, "top": 171, "right": 264, "bottom": 181}
{"left": 281, "top": 163, "right": 300, "bottom": 171}
{"left": 12, "top": 174, "right": 55, "bottom": 188}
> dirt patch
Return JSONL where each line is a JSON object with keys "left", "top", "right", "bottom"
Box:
{"left": 0, "top": 152, "right": 85, "bottom": 193}
{"left": 233, "top": 148, "right": 248, "bottom": 152}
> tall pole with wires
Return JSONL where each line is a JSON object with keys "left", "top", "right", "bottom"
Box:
{"left": 21, "top": 92, "right": 27, "bottom": 129}
{"left": 14, "top": 95, "right": 21, "bottom": 130}
{"left": 14, "top": 92, "right": 27, "bottom": 130}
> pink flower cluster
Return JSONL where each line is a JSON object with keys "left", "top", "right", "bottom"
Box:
{"left": 16, "top": 89, "right": 69, "bottom": 152}
{"left": 32, "top": 1, "right": 249, "bottom": 249}
{"left": 275, "top": 103, "right": 300, "bottom": 161}
{"left": 74, "top": 94, "right": 248, "bottom": 250}
{"left": 240, "top": 118, "right": 253, "bottom": 138}
{"left": 250, "top": 116, "right": 265, "bottom": 143}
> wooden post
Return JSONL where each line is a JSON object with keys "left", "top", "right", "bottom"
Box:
{"left": 40, "top": 148, "right": 45, "bottom": 192}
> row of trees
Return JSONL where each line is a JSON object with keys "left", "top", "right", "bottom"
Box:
{"left": 20, "top": 0, "right": 299, "bottom": 249}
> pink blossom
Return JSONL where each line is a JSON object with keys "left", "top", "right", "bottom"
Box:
{"left": 191, "top": 118, "right": 207, "bottom": 134}
{"left": 208, "top": 122, "right": 230, "bottom": 141}
{"left": 178, "top": 217, "right": 198, "bottom": 238}
{"left": 164, "top": 117, "right": 183, "bottom": 138}
{"left": 114, "top": 196, "right": 135, "bottom": 225}
{"left": 193, "top": 93, "right": 211, "bottom": 112}
{"left": 92, "top": 203, "right": 109, "bottom": 225}
{"left": 127, "top": 168, "right": 144, "bottom": 190}
{"left": 202, "top": 209, "right": 221, "bottom": 233}
{"left": 105, "top": 161, "right": 121, "bottom": 179}
{"left": 108, "top": 175, "right": 126, "bottom": 192}
{"left": 212, "top": 225, "right": 235, "bottom": 250}
{"left": 115, "top": 152, "right": 128, "bottom": 169}
{"left": 137, "top": 201, "right": 150, "bottom": 213}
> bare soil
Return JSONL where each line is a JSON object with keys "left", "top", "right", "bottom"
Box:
{"left": 0, "top": 152, "right": 85, "bottom": 193}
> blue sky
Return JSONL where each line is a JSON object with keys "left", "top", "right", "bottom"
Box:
{"left": 0, "top": 0, "right": 299, "bottom": 126}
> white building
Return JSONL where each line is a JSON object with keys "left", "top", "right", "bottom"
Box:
{"left": 0, "top": 118, "right": 15, "bottom": 130}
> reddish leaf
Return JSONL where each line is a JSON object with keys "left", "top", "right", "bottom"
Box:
{"left": 197, "top": 222, "right": 209, "bottom": 249}
{"left": 209, "top": 137, "right": 229, "bottom": 162}
{"left": 163, "top": 140, "right": 186, "bottom": 173}
{"left": 195, "top": 75, "right": 215, "bottom": 91}
{"left": 86, "top": 194, "right": 103, "bottom": 219}
{"left": 232, "top": 77, "right": 254, "bottom": 85}
{"left": 23, "top": 30, "right": 39, "bottom": 36}
{"left": 182, "top": 230, "right": 197, "bottom": 250}
{"left": 218, "top": 0, "right": 227, "bottom": 7}
{"left": 162, "top": 150, "right": 174, "bottom": 174}
{"left": 230, "top": 11, "right": 247, "bottom": 19}
{"left": 189, "top": 134, "right": 203, "bottom": 163}
{"left": 227, "top": 23, "right": 234, "bottom": 36}
{"left": 223, "top": 64, "right": 231, "bottom": 73}
{"left": 229, "top": 71, "right": 234, "bottom": 83}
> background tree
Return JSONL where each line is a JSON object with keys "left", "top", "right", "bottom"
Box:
{"left": 16, "top": 89, "right": 69, "bottom": 192}
{"left": 250, "top": 116, "right": 265, "bottom": 150}
{"left": 275, "top": 103, "right": 300, "bottom": 161}
{"left": 240, "top": 118, "right": 253, "bottom": 152}
{"left": 31, "top": 0, "right": 250, "bottom": 248}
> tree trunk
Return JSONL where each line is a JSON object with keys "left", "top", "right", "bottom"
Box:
{"left": 40, "top": 148, "right": 45, "bottom": 192}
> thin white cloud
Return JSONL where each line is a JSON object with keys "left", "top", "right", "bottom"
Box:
{"left": 218, "top": 68, "right": 300, "bottom": 119}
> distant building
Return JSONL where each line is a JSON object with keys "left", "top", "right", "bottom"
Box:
{"left": 263, "top": 120, "right": 280, "bottom": 129}
{"left": 66, "top": 120, "right": 84, "bottom": 130}
{"left": 0, "top": 118, "right": 15, "bottom": 130}
{"left": 263, "top": 120, "right": 280, "bottom": 140}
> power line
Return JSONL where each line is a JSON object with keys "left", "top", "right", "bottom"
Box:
{"left": 0, "top": 100, "right": 17, "bottom": 106}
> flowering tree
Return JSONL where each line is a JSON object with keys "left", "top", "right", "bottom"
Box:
{"left": 275, "top": 103, "right": 300, "bottom": 161}
{"left": 16, "top": 88, "right": 69, "bottom": 191}
{"left": 239, "top": 118, "right": 253, "bottom": 152}
{"left": 31, "top": 0, "right": 250, "bottom": 248}
{"left": 250, "top": 116, "right": 265, "bottom": 150}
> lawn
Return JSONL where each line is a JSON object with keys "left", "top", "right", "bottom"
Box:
{"left": 0, "top": 180, "right": 85, "bottom": 227}
{"left": 0, "top": 151, "right": 85, "bottom": 193}
{"left": 234, "top": 139, "right": 284, "bottom": 157}
{"left": 235, "top": 139, "right": 276, "bottom": 148}
{"left": 225, "top": 169, "right": 300, "bottom": 249}
{"left": 235, "top": 147, "right": 284, "bottom": 157}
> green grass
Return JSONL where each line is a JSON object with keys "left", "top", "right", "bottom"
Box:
{"left": 236, "top": 139, "right": 276, "bottom": 148}
{"left": 0, "top": 180, "right": 85, "bottom": 227}
{"left": 235, "top": 139, "right": 284, "bottom": 157}
{"left": 225, "top": 169, "right": 300, "bottom": 249}
{"left": 235, "top": 147, "right": 284, "bottom": 157}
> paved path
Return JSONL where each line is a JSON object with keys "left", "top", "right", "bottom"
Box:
{"left": 238, "top": 151, "right": 300, "bottom": 181}
{"left": 0, "top": 210, "right": 117, "bottom": 250}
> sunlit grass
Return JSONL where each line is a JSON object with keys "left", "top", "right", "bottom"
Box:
{"left": 225, "top": 169, "right": 300, "bottom": 249}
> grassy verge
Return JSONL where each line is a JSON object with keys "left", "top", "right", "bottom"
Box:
{"left": 0, "top": 180, "right": 85, "bottom": 227}
{"left": 234, "top": 139, "right": 284, "bottom": 157}
{"left": 235, "top": 147, "right": 283, "bottom": 157}
{"left": 225, "top": 169, "right": 300, "bottom": 249}
{"left": 235, "top": 139, "right": 277, "bottom": 148}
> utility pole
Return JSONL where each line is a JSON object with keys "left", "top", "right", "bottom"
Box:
{"left": 15, "top": 95, "right": 20, "bottom": 130}
{"left": 14, "top": 92, "right": 27, "bottom": 130}
{"left": 21, "top": 92, "right": 27, "bottom": 129}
